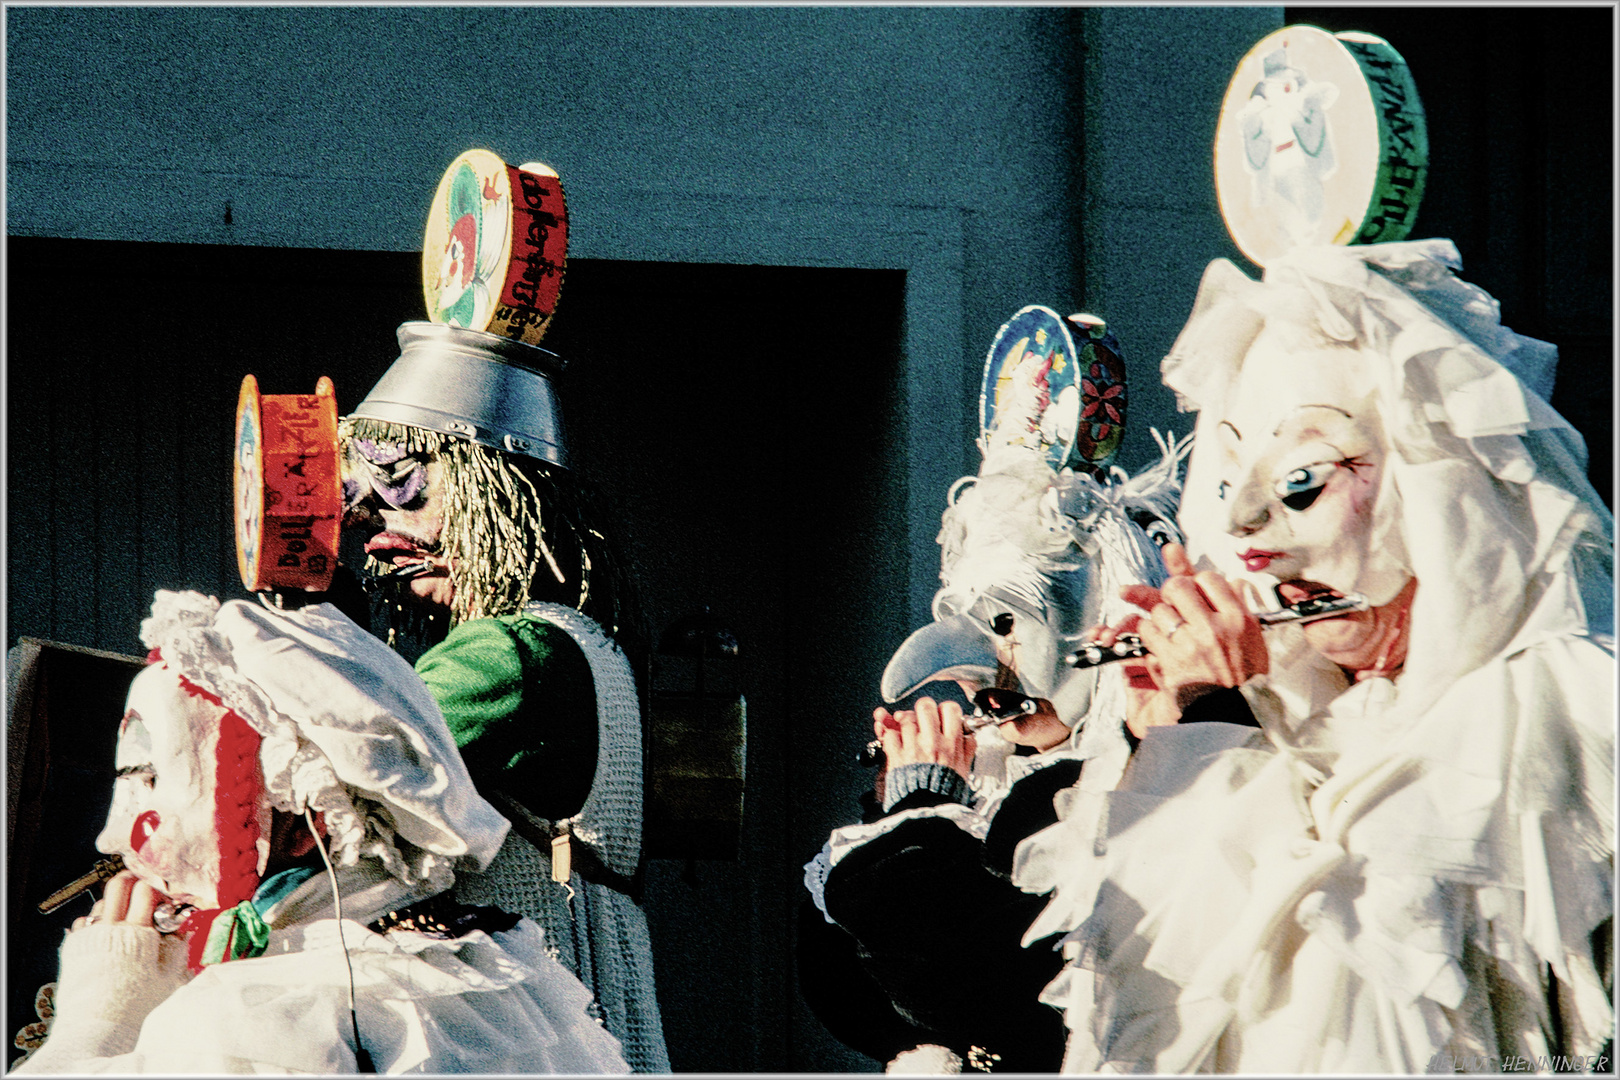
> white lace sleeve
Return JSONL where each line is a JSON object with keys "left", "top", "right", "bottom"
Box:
{"left": 802, "top": 804, "right": 992, "bottom": 922}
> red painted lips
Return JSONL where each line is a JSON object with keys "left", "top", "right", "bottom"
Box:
{"left": 1239, "top": 548, "right": 1287, "bottom": 573}
{"left": 131, "top": 810, "right": 160, "bottom": 854}
{"left": 365, "top": 532, "right": 429, "bottom": 564}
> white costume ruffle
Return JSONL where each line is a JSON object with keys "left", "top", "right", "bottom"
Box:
{"left": 1022, "top": 604, "right": 1613, "bottom": 1071}
{"left": 137, "top": 593, "right": 511, "bottom": 895}
{"left": 887, "top": 1043, "right": 964, "bottom": 1074}
{"left": 805, "top": 804, "right": 994, "bottom": 923}
{"left": 1016, "top": 241, "right": 1615, "bottom": 1073}
{"left": 16, "top": 863, "right": 629, "bottom": 1074}
{"left": 18, "top": 594, "right": 629, "bottom": 1075}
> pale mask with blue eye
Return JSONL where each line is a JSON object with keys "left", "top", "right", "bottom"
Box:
{"left": 1213, "top": 329, "right": 1411, "bottom": 606}
{"left": 1275, "top": 461, "right": 1336, "bottom": 511}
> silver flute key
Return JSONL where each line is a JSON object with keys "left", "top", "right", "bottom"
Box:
{"left": 860, "top": 694, "right": 1035, "bottom": 766}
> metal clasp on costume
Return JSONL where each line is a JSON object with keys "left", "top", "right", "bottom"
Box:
{"left": 152, "top": 902, "right": 197, "bottom": 934}
{"left": 966, "top": 1046, "right": 1002, "bottom": 1073}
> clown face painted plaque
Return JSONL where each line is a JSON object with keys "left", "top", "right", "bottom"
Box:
{"left": 980, "top": 307, "right": 1127, "bottom": 474}
{"left": 422, "top": 149, "right": 569, "bottom": 346}
{"left": 1214, "top": 25, "right": 1427, "bottom": 267}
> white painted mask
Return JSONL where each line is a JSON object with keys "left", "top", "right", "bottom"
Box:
{"left": 95, "top": 664, "right": 262, "bottom": 910}
{"left": 1212, "top": 326, "right": 1410, "bottom": 607}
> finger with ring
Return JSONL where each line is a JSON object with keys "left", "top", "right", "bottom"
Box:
{"left": 1151, "top": 604, "right": 1189, "bottom": 639}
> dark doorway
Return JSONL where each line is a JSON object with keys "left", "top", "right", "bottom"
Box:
{"left": 6, "top": 237, "right": 905, "bottom": 1071}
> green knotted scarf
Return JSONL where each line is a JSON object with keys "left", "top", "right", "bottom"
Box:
{"left": 186, "top": 865, "right": 322, "bottom": 972}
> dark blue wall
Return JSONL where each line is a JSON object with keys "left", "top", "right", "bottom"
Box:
{"left": 6, "top": 7, "right": 1282, "bottom": 598}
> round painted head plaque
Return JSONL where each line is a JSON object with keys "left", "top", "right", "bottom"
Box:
{"left": 981, "top": 306, "right": 1107, "bottom": 474}
{"left": 1214, "top": 25, "right": 1427, "bottom": 267}
{"left": 422, "top": 149, "right": 569, "bottom": 346}
{"left": 234, "top": 375, "right": 341, "bottom": 593}
{"left": 1067, "top": 313, "right": 1128, "bottom": 473}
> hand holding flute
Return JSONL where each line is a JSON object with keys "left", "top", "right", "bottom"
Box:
{"left": 62, "top": 868, "right": 169, "bottom": 934}
{"left": 37, "top": 855, "right": 128, "bottom": 914}
{"left": 868, "top": 697, "right": 977, "bottom": 784}
{"left": 1068, "top": 591, "right": 1370, "bottom": 669}
{"left": 40, "top": 853, "right": 197, "bottom": 934}
{"left": 1097, "top": 544, "right": 1274, "bottom": 738}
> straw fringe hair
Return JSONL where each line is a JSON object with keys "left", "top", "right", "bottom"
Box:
{"left": 343, "top": 418, "right": 624, "bottom": 633}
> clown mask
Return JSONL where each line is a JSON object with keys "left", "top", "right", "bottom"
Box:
{"left": 342, "top": 438, "right": 455, "bottom": 608}
{"left": 1212, "top": 326, "right": 1411, "bottom": 609}
{"left": 96, "top": 664, "right": 268, "bottom": 911}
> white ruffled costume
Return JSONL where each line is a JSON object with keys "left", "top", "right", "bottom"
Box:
{"left": 1015, "top": 241, "right": 1614, "bottom": 1072}
{"left": 16, "top": 592, "right": 630, "bottom": 1075}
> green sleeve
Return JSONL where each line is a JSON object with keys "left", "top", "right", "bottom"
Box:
{"left": 415, "top": 615, "right": 598, "bottom": 822}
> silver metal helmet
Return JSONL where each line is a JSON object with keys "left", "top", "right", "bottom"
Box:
{"left": 349, "top": 321, "right": 569, "bottom": 467}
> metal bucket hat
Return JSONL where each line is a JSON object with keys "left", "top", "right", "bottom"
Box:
{"left": 348, "top": 321, "right": 570, "bottom": 468}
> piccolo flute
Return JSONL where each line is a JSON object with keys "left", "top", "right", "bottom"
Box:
{"left": 373, "top": 561, "right": 431, "bottom": 581}
{"left": 855, "top": 592, "right": 1370, "bottom": 768}
{"left": 37, "top": 853, "right": 197, "bottom": 933}
{"left": 858, "top": 692, "right": 1037, "bottom": 767}
{"left": 1065, "top": 592, "right": 1370, "bottom": 669}
{"left": 37, "top": 855, "right": 126, "bottom": 914}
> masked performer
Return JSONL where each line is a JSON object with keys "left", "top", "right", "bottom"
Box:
{"left": 1019, "top": 240, "right": 1614, "bottom": 1072}
{"left": 800, "top": 342, "right": 1196, "bottom": 1073}
{"left": 15, "top": 590, "right": 629, "bottom": 1075}
{"left": 340, "top": 322, "right": 668, "bottom": 1074}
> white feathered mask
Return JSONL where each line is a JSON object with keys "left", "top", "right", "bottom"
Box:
{"left": 881, "top": 307, "right": 1191, "bottom": 741}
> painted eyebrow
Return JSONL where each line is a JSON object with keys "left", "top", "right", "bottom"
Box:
{"left": 116, "top": 708, "right": 152, "bottom": 777}
{"left": 1218, "top": 420, "right": 1242, "bottom": 442}
{"left": 1273, "top": 403, "right": 1353, "bottom": 437}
